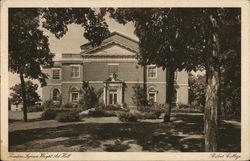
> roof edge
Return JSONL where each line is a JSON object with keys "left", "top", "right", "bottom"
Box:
{"left": 80, "top": 32, "right": 138, "bottom": 49}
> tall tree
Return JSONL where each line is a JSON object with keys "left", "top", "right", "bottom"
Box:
{"left": 10, "top": 81, "right": 41, "bottom": 107}
{"left": 108, "top": 8, "right": 240, "bottom": 151}
{"left": 9, "top": 8, "right": 110, "bottom": 122}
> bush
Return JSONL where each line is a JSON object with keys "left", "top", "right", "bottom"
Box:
{"left": 137, "top": 104, "right": 167, "bottom": 113}
{"left": 96, "top": 104, "right": 123, "bottom": 111}
{"left": 88, "top": 109, "right": 116, "bottom": 117}
{"left": 56, "top": 111, "right": 80, "bottom": 122}
{"left": 118, "top": 112, "right": 138, "bottom": 122}
{"left": 41, "top": 100, "right": 60, "bottom": 109}
{"left": 41, "top": 109, "right": 57, "bottom": 120}
{"left": 27, "top": 105, "right": 43, "bottom": 112}
{"left": 177, "top": 104, "right": 190, "bottom": 108}
{"left": 62, "top": 103, "right": 77, "bottom": 108}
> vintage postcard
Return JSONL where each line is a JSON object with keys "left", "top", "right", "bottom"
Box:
{"left": 1, "top": 0, "right": 250, "bottom": 160}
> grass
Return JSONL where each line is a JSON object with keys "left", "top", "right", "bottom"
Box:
{"left": 9, "top": 114, "right": 240, "bottom": 152}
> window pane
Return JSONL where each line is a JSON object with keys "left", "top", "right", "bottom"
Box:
{"left": 148, "top": 66, "right": 156, "bottom": 78}
{"left": 52, "top": 70, "right": 60, "bottom": 79}
{"left": 72, "top": 66, "right": 80, "bottom": 78}
{"left": 72, "top": 92, "right": 79, "bottom": 102}
{"left": 109, "top": 93, "right": 113, "bottom": 104}
{"left": 52, "top": 89, "right": 60, "bottom": 101}
{"left": 114, "top": 94, "right": 117, "bottom": 104}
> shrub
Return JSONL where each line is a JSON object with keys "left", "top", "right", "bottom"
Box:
{"left": 88, "top": 109, "right": 116, "bottom": 117}
{"left": 81, "top": 81, "right": 103, "bottom": 109}
{"left": 96, "top": 104, "right": 122, "bottom": 111}
{"left": 131, "top": 84, "right": 148, "bottom": 106}
{"left": 27, "top": 105, "right": 43, "bottom": 112}
{"left": 41, "top": 109, "right": 57, "bottom": 120}
{"left": 118, "top": 112, "right": 138, "bottom": 122}
{"left": 62, "top": 103, "right": 76, "bottom": 108}
{"left": 56, "top": 111, "right": 80, "bottom": 122}
{"left": 177, "top": 104, "right": 190, "bottom": 108}
{"left": 41, "top": 100, "right": 60, "bottom": 109}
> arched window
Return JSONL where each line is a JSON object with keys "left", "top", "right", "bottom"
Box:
{"left": 70, "top": 87, "right": 80, "bottom": 102}
{"left": 52, "top": 88, "right": 60, "bottom": 101}
{"left": 148, "top": 88, "right": 157, "bottom": 103}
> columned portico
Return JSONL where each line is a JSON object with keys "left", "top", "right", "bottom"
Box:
{"left": 103, "top": 73, "right": 124, "bottom": 105}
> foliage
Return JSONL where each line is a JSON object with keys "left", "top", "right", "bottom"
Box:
{"left": 131, "top": 84, "right": 148, "bottom": 106}
{"left": 189, "top": 74, "right": 206, "bottom": 109}
{"left": 10, "top": 81, "right": 41, "bottom": 107}
{"left": 95, "top": 104, "right": 124, "bottom": 111}
{"left": 137, "top": 103, "right": 168, "bottom": 113}
{"left": 118, "top": 112, "right": 138, "bottom": 122}
{"left": 80, "top": 81, "right": 103, "bottom": 109}
{"left": 171, "top": 107, "right": 202, "bottom": 113}
{"left": 62, "top": 103, "right": 76, "bottom": 108}
{"left": 27, "top": 105, "right": 44, "bottom": 113}
{"left": 56, "top": 111, "right": 80, "bottom": 122}
{"left": 88, "top": 109, "right": 117, "bottom": 117}
{"left": 9, "top": 8, "right": 110, "bottom": 122}
{"left": 109, "top": 8, "right": 240, "bottom": 151}
{"left": 41, "top": 99, "right": 60, "bottom": 109}
{"left": 41, "top": 109, "right": 57, "bottom": 120}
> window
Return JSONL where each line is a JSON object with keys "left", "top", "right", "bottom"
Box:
{"left": 148, "top": 65, "right": 157, "bottom": 78}
{"left": 71, "top": 66, "right": 80, "bottom": 78}
{"left": 52, "top": 69, "right": 60, "bottom": 79}
{"left": 52, "top": 89, "right": 60, "bottom": 101}
{"left": 109, "top": 90, "right": 117, "bottom": 105}
{"left": 71, "top": 92, "right": 79, "bottom": 102}
{"left": 148, "top": 88, "right": 157, "bottom": 103}
{"left": 70, "top": 87, "right": 80, "bottom": 102}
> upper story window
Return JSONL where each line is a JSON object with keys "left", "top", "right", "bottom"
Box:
{"left": 71, "top": 65, "right": 80, "bottom": 78}
{"left": 52, "top": 69, "right": 60, "bottom": 79}
{"left": 148, "top": 65, "right": 157, "bottom": 78}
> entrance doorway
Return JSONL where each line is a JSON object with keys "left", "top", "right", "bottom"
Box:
{"left": 109, "top": 90, "right": 118, "bottom": 104}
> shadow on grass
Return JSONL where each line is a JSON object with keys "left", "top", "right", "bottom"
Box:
{"left": 9, "top": 114, "right": 240, "bottom": 152}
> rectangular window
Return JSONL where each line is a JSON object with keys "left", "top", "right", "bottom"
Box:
{"left": 148, "top": 66, "right": 157, "bottom": 78}
{"left": 71, "top": 92, "right": 79, "bottom": 102}
{"left": 71, "top": 66, "right": 80, "bottom": 78}
{"left": 109, "top": 90, "right": 118, "bottom": 104}
{"left": 52, "top": 69, "right": 60, "bottom": 79}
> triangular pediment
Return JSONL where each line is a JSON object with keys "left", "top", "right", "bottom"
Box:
{"left": 89, "top": 43, "right": 136, "bottom": 56}
{"left": 81, "top": 32, "right": 139, "bottom": 57}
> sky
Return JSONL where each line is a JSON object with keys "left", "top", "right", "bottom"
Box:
{"left": 8, "top": 16, "right": 137, "bottom": 96}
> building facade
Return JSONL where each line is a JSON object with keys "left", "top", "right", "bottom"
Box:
{"left": 42, "top": 32, "right": 189, "bottom": 107}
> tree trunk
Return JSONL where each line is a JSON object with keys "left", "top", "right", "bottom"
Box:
{"left": 204, "top": 67, "right": 220, "bottom": 152}
{"left": 204, "top": 14, "right": 221, "bottom": 151}
{"left": 20, "top": 72, "right": 28, "bottom": 122}
{"left": 164, "top": 67, "right": 175, "bottom": 122}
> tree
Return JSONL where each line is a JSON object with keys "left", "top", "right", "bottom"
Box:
{"left": 108, "top": 8, "right": 205, "bottom": 122}
{"left": 108, "top": 8, "right": 240, "bottom": 151}
{"left": 80, "top": 81, "right": 103, "bottom": 109}
{"left": 9, "top": 8, "right": 110, "bottom": 122}
{"left": 189, "top": 74, "right": 206, "bottom": 111}
{"left": 132, "top": 84, "right": 148, "bottom": 106}
{"left": 10, "top": 81, "right": 41, "bottom": 107}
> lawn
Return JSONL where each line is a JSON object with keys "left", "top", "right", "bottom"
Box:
{"left": 9, "top": 113, "right": 241, "bottom": 152}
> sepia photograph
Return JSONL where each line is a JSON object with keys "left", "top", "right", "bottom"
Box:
{"left": 1, "top": 0, "right": 250, "bottom": 160}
